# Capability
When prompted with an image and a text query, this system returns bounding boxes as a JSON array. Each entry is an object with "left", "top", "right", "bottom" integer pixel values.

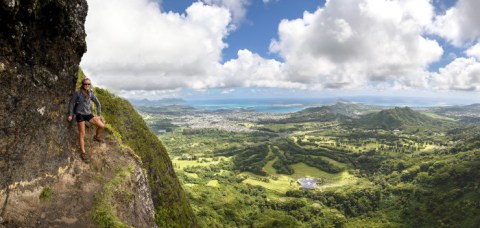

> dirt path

[{"left": 1, "top": 128, "right": 156, "bottom": 227}]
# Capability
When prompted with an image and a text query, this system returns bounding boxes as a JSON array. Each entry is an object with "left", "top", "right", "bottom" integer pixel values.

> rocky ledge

[{"left": 0, "top": 1, "right": 158, "bottom": 226}]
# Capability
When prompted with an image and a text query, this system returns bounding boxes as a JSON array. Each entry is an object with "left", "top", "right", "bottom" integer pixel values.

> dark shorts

[{"left": 76, "top": 114, "right": 94, "bottom": 123}]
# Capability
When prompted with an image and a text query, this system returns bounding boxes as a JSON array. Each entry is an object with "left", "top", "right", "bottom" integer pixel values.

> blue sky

[
  {"left": 177, "top": 1, "right": 454, "bottom": 71},
  {"left": 162, "top": 0, "right": 460, "bottom": 69},
  {"left": 161, "top": 0, "right": 324, "bottom": 62},
  {"left": 81, "top": 0, "right": 480, "bottom": 102}
]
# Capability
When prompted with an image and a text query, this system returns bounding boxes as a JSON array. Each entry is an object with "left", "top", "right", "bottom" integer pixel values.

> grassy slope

[
  {"left": 78, "top": 71, "right": 197, "bottom": 227},
  {"left": 285, "top": 106, "right": 351, "bottom": 123},
  {"left": 94, "top": 88, "right": 196, "bottom": 227}
]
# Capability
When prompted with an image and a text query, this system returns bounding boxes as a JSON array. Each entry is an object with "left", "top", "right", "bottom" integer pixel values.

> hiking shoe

[
  {"left": 81, "top": 153, "right": 91, "bottom": 163},
  {"left": 93, "top": 135, "right": 105, "bottom": 143}
]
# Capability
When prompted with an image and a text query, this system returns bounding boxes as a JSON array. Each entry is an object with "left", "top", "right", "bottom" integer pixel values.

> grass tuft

[
  {"left": 91, "top": 166, "right": 134, "bottom": 228},
  {"left": 39, "top": 186, "right": 53, "bottom": 201}
]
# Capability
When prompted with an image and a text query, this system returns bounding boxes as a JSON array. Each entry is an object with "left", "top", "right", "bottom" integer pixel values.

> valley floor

[{"left": 139, "top": 106, "right": 480, "bottom": 227}]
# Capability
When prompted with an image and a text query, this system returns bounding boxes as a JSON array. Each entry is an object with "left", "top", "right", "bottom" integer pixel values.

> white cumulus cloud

[
  {"left": 222, "top": 49, "right": 306, "bottom": 89},
  {"left": 202, "top": 0, "right": 250, "bottom": 28},
  {"left": 81, "top": 0, "right": 231, "bottom": 92},
  {"left": 81, "top": 0, "right": 480, "bottom": 97},
  {"left": 466, "top": 43, "right": 480, "bottom": 60},
  {"left": 270, "top": 0, "right": 443, "bottom": 89},
  {"left": 432, "top": 43, "right": 480, "bottom": 91},
  {"left": 429, "top": 0, "right": 480, "bottom": 46},
  {"left": 432, "top": 57, "right": 480, "bottom": 91},
  {"left": 118, "top": 88, "right": 182, "bottom": 99}
]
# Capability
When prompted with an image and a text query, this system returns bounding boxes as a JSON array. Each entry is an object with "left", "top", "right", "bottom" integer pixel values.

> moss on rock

[{"left": 91, "top": 85, "right": 196, "bottom": 227}]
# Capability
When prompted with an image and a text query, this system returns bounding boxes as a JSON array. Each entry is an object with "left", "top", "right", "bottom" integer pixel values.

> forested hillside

[
  {"left": 140, "top": 104, "right": 480, "bottom": 227},
  {"left": 353, "top": 107, "right": 444, "bottom": 130}
]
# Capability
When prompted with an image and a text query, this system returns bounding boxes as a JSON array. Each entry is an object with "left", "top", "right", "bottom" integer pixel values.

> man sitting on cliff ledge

[{"left": 67, "top": 78, "right": 105, "bottom": 163}]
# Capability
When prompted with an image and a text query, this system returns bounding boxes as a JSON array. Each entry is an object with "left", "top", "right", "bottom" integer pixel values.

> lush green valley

[{"left": 138, "top": 103, "right": 480, "bottom": 227}]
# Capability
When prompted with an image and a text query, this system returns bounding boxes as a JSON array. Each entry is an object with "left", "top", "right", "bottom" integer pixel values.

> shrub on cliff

[{"left": 77, "top": 70, "right": 196, "bottom": 227}]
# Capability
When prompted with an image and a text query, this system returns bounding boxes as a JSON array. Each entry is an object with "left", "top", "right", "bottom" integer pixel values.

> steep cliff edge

[
  {"left": 0, "top": 1, "right": 195, "bottom": 227},
  {"left": 2, "top": 128, "right": 157, "bottom": 227},
  {"left": 93, "top": 87, "right": 197, "bottom": 227},
  {"left": 1, "top": 0, "right": 89, "bottom": 221}
]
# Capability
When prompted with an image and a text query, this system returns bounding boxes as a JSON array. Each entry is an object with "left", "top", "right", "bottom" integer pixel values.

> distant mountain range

[
  {"left": 280, "top": 103, "right": 455, "bottom": 131},
  {"left": 136, "top": 105, "right": 196, "bottom": 115},
  {"left": 432, "top": 103, "right": 480, "bottom": 115},
  {"left": 134, "top": 98, "right": 480, "bottom": 127},
  {"left": 129, "top": 98, "right": 186, "bottom": 106},
  {"left": 428, "top": 103, "right": 480, "bottom": 124}
]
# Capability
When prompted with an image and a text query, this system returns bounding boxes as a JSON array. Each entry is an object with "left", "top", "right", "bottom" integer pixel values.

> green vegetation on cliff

[
  {"left": 91, "top": 165, "right": 134, "bottom": 228},
  {"left": 94, "top": 88, "right": 196, "bottom": 227},
  {"left": 77, "top": 71, "right": 196, "bottom": 227}
]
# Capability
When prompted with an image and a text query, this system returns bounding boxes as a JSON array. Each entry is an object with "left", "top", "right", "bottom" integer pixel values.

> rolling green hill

[
  {"left": 352, "top": 107, "right": 444, "bottom": 131},
  {"left": 272, "top": 102, "right": 384, "bottom": 124},
  {"left": 278, "top": 105, "right": 352, "bottom": 123}
]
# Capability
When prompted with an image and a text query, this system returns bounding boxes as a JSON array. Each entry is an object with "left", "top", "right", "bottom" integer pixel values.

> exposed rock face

[
  {"left": 1, "top": 0, "right": 88, "bottom": 211},
  {"left": 0, "top": 1, "right": 158, "bottom": 226},
  {"left": 2, "top": 132, "right": 157, "bottom": 227}
]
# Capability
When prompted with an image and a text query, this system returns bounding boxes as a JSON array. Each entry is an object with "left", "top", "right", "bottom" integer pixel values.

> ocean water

[
  {"left": 185, "top": 98, "right": 325, "bottom": 113},
  {"left": 184, "top": 96, "right": 477, "bottom": 113}
]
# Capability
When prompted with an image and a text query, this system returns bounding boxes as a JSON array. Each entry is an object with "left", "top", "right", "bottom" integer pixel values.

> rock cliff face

[
  {"left": 1, "top": 0, "right": 88, "bottom": 213},
  {"left": 0, "top": 1, "right": 194, "bottom": 226},
  {"left": 1, "top": 129, "right": 158, "bottom": 227}
]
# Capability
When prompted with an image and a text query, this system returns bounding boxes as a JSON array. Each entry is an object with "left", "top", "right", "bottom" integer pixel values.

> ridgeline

[{"left": 0, "top": 1, "right": 196, "bottom": 227}]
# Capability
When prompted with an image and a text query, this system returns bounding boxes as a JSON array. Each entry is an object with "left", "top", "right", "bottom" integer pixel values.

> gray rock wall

[{"left": 0, "top": 0, "right": 87, "bottom": 214}]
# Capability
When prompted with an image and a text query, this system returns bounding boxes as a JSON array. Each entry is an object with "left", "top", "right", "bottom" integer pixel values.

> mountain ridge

[
  {"left": 93, "top": 86, "right": 197, "bottom": 227},
  {"left": 1, "top": 1, "right": 196, "bottom": 227},
  {"left": 352, "top": 107, "right": 435, "bottom": 130}
]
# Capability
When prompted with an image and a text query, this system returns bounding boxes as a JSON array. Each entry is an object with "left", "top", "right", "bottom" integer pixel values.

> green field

[
  {"left": 184, "top": 173, "right": 199, "bottom": 179},
  {"left": 173, "top": 156, "right": 231, "bottom": 170},
  {"left": 290, "top": 163, "right": 347, "bottom": 180},
  {"left": 206, "top": 180, "right": 219, "bottom": 187},
  {"left": 309, "top": 156, "right": 348, "bottom": 169},
  {"left": 242, "top": 172, "right": 294, "bottom": 193},
  {"left": 263, "top": 158, "right": 278, "bottom": 175},
  {"left": 241, "top": 162, "right": 357, "bottom": 194}
]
